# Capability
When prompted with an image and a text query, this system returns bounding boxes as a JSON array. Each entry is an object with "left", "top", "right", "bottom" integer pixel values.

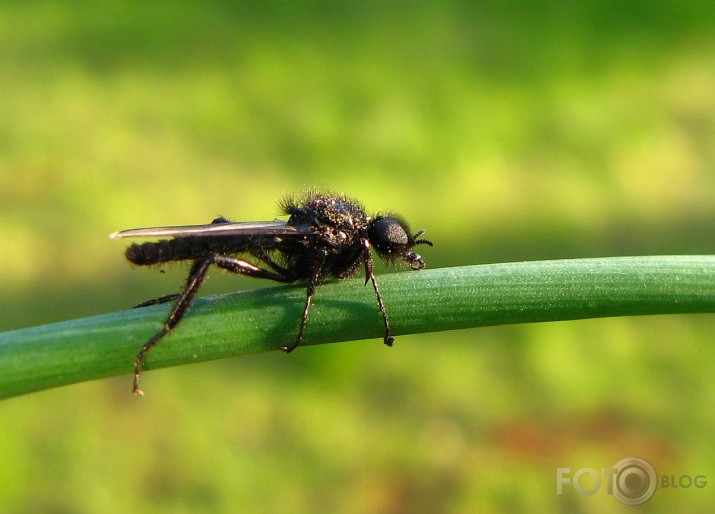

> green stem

[{"left": 1, "top": 256, "right": 713, "bottom": 399}]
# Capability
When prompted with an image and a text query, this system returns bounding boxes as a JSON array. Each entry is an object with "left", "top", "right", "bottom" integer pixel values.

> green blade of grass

[{"left": 1, "top": 256, "right": 714, "bottom": 399}]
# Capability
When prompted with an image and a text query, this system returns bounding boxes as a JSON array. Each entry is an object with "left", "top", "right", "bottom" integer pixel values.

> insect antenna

[{"left": 412, "top": 229, "right": 433, "bottom": 247}]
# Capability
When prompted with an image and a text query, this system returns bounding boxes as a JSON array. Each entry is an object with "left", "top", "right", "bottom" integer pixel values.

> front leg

[{"left": 361, "top": 238, "right": 394, "bottom": 346}]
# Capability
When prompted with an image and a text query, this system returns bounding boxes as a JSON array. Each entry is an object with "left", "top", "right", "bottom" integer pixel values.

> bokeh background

[{"left": 1, "top": 1, "right": 715, "bottom": 512}]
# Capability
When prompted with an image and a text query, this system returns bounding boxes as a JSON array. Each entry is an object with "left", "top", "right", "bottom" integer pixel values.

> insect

[{"left": 111, "top": 190, "right": 433, "bottom": 396}]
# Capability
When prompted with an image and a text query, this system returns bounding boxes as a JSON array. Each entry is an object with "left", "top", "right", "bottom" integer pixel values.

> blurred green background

[{"left": 1, "top": 1, "right": 714, "bottom": 512}]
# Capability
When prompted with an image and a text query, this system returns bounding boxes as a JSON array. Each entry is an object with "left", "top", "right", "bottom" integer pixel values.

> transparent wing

[{"left": 110, "top": 220, "right": 310, "bottom": 239}]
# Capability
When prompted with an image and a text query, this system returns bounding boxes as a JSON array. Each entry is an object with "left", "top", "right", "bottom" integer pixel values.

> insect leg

[
  {"left": 211, "top": 255, "right": 294, "bottom": 282},
  {"left": 251, "top": 250, "right": 295, "bottom": 277},
  {"left": 361, "top": 238, "right": 394, "bottom": 346},
  {"left": 133, "top": 258, "right": 212, "bottom": 396},
  {"left": 133, "top": 293, "right": 181, "bottom": 308},
  {"left": 133, "top": 255, "right": 295, "bottom": 395},
  {"left": 281, "top": 254, "right": 325, "bottom": 353}
]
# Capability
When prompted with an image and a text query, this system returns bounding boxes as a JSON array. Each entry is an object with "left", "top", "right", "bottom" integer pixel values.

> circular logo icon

[{"left": 612, "top": 457, "right": 657, "bottom": 505}]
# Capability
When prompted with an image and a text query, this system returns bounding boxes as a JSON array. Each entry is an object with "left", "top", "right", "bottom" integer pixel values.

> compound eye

[
  {"left": 374, "top": 217, "right": 409, "bottom": 245},
  {"left": 369, "top": 216, "right": 414, "bottom": 258}
]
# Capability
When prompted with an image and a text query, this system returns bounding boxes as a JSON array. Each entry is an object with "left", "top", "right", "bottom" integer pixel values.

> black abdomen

[
  {"left": 126, "top": 238, "right": 209, "bottom": 265},
  {"left": 125, "top": 236, "right": 279, "bottom": 265}
]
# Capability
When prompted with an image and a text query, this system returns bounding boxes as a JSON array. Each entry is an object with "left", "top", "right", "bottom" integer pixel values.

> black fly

[{"left": 111, "top": 190, "right": 433, "bottom": 396}]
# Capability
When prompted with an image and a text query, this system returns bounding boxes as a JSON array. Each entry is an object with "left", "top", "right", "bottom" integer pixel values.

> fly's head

[{"left": 367, "top": 215, "right": 433, "bottom": 269}]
